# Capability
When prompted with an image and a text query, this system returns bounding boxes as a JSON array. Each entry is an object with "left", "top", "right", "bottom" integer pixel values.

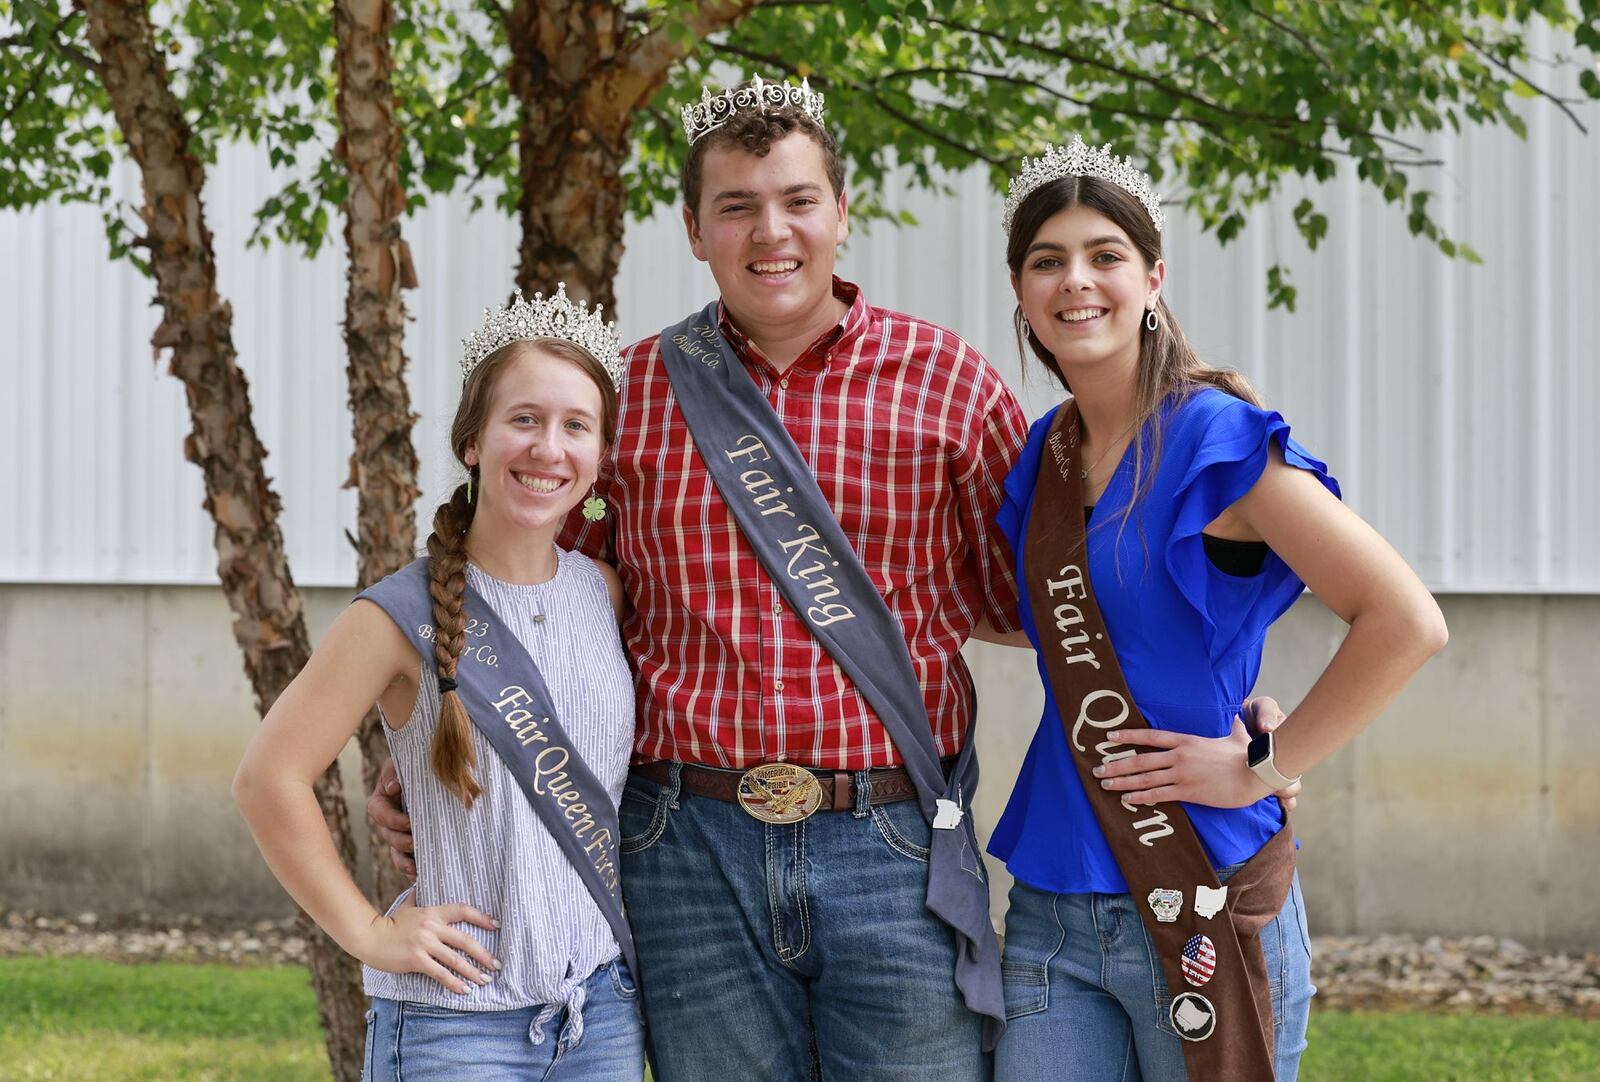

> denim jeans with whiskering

[
  {"left": 362, "top": 960, "right": 644, "bottom": 1081},
  {"left": 995, "top": 868, "right": 1314, "bottom": 1082},
  {"left": 618, "top": 764, "right": 991, "bottom": 1082}
]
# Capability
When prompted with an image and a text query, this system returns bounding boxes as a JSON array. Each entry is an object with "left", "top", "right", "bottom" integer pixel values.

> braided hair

[{"left": 423, "top": 338, "right": 619, "bottom": 808}]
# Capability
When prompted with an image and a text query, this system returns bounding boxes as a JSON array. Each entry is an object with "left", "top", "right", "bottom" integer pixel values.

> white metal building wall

[{"left": 3, "top": 105, "right": 1597, "bottom": 590}]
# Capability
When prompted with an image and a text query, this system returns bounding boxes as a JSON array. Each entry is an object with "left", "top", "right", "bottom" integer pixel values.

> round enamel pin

[
  {"left": 1181, "top": 934, "right": 1216, "bottom": 987},
  {"left": 1170, "top": 991, "right": 1216, "bottom": 1041}
]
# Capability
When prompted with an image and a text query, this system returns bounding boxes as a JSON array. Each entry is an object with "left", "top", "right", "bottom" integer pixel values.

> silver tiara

[
  {"left": 1002, "top": 135, "right": 1165, "bottom": 236},
  {"left": 459, "top": 283, "right": 623, "bottom": 387},
  {"left": 681, "top": 73, "right": 825, "bottom": 145}
]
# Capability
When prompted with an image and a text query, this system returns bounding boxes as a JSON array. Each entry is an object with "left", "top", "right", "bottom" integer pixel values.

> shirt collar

[{"left": 715, "top": 277, "right": 871, "bottom": 373}]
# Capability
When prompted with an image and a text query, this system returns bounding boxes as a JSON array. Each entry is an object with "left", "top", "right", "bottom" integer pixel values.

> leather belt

[{"left": 633, "top": 759, "right": 930, "bottom": 814}]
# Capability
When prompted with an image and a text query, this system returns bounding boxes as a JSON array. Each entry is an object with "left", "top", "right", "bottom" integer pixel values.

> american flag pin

[{"left": 1181, "top": 933, "right": 1216, "bottom": 987}]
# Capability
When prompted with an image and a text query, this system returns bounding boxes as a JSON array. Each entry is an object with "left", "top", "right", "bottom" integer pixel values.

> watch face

[{"left": 1247, "top": 733, "right": 1271, "bottom": 769}]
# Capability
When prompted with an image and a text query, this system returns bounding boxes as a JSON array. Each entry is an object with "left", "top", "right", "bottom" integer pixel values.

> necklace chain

[{"left": 1079, "top": 416, "right": 1141, "bottom": 481}]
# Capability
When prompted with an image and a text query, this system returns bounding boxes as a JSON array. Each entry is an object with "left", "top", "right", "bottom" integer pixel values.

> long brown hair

[
  {"left": 1006, "top": 175, "right": 1260, "bottom": 533},
  {"left": 425, "top": 338, "right": 618, "bottom": 808}
]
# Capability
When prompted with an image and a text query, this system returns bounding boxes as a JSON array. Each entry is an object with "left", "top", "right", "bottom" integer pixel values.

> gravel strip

[{"left": 4, "top": 910, "right": 1597, "bottom": 1017}]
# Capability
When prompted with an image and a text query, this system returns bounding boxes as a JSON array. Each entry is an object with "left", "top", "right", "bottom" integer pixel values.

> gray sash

[
  {"left": 358, "top": 560, "right": 637, "bottom": 980},
  {"left": 657, "top": 304, "right": 1004, "bottom": 1049}
]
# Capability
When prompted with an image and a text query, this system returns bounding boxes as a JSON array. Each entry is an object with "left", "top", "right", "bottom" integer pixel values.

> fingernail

[
  {"left": 493, "top": 958, "right": 503, "bottom": 971},
  {"left": 1100, "top": 780, "right": 1111, "bottom": 789},
  {"left": 385, "top": 780, "right": 399, "bottom": 793},
  {"left": 1108, "top": 731, "right": 1121, "bottom": 740},
  {"left": 1092, "top": 766, "right": 1104, "bottom": 777},
  {"left": 492, "top": 918, "right": 501, "bottom": 929}
]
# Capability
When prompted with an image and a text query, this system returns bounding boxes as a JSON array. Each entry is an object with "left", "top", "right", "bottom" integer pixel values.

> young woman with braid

[{"left": 234, "top": 288, "right": 644, "bottom": 1080}]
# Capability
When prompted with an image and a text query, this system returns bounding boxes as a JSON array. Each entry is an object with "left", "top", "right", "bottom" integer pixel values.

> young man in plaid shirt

[{"left": 566, "top": 84, "right": 1025, "bottom": 1080}]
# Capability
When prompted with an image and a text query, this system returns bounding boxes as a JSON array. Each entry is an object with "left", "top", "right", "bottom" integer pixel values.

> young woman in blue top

[{"left": 982, "top": 141, "right": 1448, "bottom": 1080}]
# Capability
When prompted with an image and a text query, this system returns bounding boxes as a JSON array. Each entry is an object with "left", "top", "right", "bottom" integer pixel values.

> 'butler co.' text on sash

[
  {"left": 359, "top": 561, "right": 636, "bottom": 979},
  {"left": 1023, "top": 400, "right": 1294, "bottom": 1080}
]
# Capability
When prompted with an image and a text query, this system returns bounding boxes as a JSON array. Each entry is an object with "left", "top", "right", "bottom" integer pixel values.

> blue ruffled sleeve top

[{"left": 988, "top": 386, "right": 1340, "bottom": 895}]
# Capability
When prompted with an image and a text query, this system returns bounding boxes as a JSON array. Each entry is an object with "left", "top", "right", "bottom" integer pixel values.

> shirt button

[
  {"left": 773, "top": 601, "right": 783, "bottom": 614},
  {"left": 774, "top": 680, "right": 785, "bottom": 691},
  {"left": 779, "top": 377, "right": 789, "bottom": 390}
]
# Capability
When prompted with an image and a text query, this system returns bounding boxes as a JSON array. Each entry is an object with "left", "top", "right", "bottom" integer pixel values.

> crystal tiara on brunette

[
  {"left": 459, "top": 283, "right": 624, "bottom": 387},
  {"left": 1002, "top": 135, "right": 1166, "bottom": 236},
  {"left": 680, "top": 73, "right": 826, "bottom": 144}
]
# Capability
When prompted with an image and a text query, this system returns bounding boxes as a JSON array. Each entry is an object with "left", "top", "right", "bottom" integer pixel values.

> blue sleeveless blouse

[{"left": 987, "top": 387, "right": 1340, "bottom": 895}]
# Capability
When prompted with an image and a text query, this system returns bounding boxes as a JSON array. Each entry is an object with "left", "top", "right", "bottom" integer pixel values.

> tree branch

[
  {"left": 1240, "top": 2, "right": 1335, "bottom": 74},
  {"left": 613, "top": 0, "right": 760, "bottom": 109},
  {"left": 9, "top": 4, "right": 100, "bottom": 74},
  {"left": 702, "top": 42, "right": 1007, "bottom": 167},
  {"left": 1465, "top": 37, "right": 1588, "bottom": 133},
  {"left": 1, "top": 55, "right": 52, "bottom": 127},
  {"left": 1410, "top": 0, "right": 1588, "bottom": 133},
  {"left": 871, "top": 66, "right": 1440, "bottom": 168},
  {"left": 925, "top": 16, "right": 1302, "bottom": 129}
]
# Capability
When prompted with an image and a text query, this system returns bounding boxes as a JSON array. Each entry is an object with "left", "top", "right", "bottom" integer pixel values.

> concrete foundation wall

[{"left": 2, "top": 586, "right": 1596, "bottom": 951}]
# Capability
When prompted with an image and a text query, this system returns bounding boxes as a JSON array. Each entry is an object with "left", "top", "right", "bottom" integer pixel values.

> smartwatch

[{"left": 1246, "top": 731, "right": 1301, "bottom": 791}]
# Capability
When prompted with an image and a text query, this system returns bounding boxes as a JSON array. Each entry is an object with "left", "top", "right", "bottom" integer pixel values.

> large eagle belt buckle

[{"left": 737, "top": 763, "right": 824, "bottom": 824}]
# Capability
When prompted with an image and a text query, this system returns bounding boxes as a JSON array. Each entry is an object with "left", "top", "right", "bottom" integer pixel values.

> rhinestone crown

[
  {"left": 459, "top": 283, "right": 623, "bottom": 387},
  {"left": 681, "top": 73, "right": 826, "bottom": 145},
  {"left": 1002, "top": 135, "right": 1165, "bottom": 236}
]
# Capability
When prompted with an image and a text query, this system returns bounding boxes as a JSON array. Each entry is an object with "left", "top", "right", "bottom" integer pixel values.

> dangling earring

[
  {"left": 1145, "top": 308, "right": 1159, "bottom": 332},
  {"left": 581, "top": 490, "right": 608, "bottom": 521},
  {"left": 465, "top": 470, "right": 475, "bottom": 504}
]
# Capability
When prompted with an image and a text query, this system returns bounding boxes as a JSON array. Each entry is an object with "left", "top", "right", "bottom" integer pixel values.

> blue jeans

[
  {"left": 619, "top": 764, "right": 990, "bottom": 1082},
  {"left": 995, "top": 869, "right": 1314, "bottom": 1082},
  {"left": 363, "top": 960, "right": 645, "bottom": 1081}
]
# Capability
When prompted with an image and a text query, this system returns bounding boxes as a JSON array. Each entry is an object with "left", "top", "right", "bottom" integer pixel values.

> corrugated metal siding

[{"left": 3, "top": 107, "right": 1596, "bottom": 590}]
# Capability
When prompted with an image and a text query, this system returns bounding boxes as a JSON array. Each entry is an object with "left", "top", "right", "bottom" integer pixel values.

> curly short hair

[{"left": 681, "top": 106, "right": 845, "bottom": 219}]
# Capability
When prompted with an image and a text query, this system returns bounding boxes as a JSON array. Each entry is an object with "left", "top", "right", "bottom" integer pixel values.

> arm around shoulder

[{"left": 592, "top": 559, "right": 627, "bottom": 622}]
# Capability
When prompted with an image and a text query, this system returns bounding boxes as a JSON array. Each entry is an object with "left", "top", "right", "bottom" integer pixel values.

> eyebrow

[
  {"left": 1025, "top": 235, "right": 1132, "bottom": 256},
  {"left": 712, "top": 182, "right": 824, "bottom": 203},
  {"left": 506, "top": 402, "right": 598, "bottom": 423}
]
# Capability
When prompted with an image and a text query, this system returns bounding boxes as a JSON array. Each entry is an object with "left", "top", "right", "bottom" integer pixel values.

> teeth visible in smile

[
  {"left": 751, "top": 260, "right": 799, "bottom": 274},
  {"left": 517, "top": 474, "right": 562, "bottom": 493},
  {"left": 1060, "top": 308, "right": 1107, "bottom": 323}
]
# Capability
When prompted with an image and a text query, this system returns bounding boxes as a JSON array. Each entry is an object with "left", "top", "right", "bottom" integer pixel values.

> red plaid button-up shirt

[{"left": 561, "top": 279, "right": 1026, "bottom": 769}]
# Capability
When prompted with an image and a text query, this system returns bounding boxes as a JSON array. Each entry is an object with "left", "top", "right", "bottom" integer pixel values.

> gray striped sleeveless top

[{"left": 363, "top": 550, "right": 635, "bottom": 1032}]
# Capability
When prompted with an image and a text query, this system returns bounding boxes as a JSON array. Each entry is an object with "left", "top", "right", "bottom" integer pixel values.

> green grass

[
  {"left": 0, "top": 956, "right": 325, "bottom": 1081},
  {"left": 1299, "top": 1010, "right": 1600, "bottom": 1081},
  {"left": 2, "top": 956, "right": 1598, "bottom": 1080}
]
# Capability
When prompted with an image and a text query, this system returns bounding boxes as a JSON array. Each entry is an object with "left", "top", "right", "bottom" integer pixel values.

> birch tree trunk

[
  {"left": 505, "top": 0, "right": 758, "bottom": 308},
  {"left": 334, "top": 0, "right": 419, "bottom": 911},
  {"left": 82, "top": 3, "right": 367, "bottom": 1078}
]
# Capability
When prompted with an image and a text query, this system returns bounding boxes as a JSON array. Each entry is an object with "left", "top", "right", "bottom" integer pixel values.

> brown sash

[{"left": 1022, "top": 401, "right": 1295, "bottom": 1080}]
